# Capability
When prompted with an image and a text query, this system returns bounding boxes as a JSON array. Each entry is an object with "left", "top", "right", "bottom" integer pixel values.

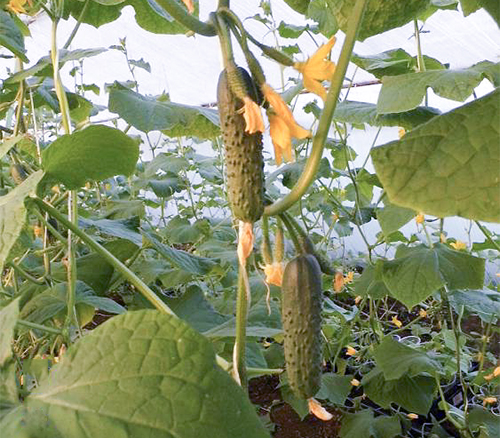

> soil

[{"left": 248, "top": 375, "right": 343, "bottom": 438}]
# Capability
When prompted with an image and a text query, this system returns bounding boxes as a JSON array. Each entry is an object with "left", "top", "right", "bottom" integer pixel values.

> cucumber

[
  {"left": 217, "top": 67, "right": 264, "bottom": 223},
  {"left": 281, "top": 254, "right": 323, "bottom": 399}
]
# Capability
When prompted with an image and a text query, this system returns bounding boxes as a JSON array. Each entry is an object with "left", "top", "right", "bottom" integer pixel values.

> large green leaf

[
  {"left": 42, "top": 125, "right": 139, "bottom": 189},
  {"left": 63, "top": 0, "right": 202, "bottom": 33},
  {"left": 78, "top": 216, "right": 142, "bottom": 246},
  {"left": 283, "top": 0, "right": 310, "bottom": 14},
  {"left": 0, "top": 362, "right": 19, "bottom": 416},
  {"left": 381, "top": 247, "right": 445, "bottom": 308},
  {"left": 362, "top": 368, "right": 437, "bottom": 415},
  {"left": 448, "top": 288, "right": 500, "bottom": 323},
  {"left": 142, "top": 230, "right": 216, "bottom": 275},
  {"left": 352, "top": 49, "right": 447, "bottom": 78},
  {"left": 0, "top": 10, "right": 28, "bottom": 62},
  {"left": 0, "top": 310, "right": 270, "bottom": 438},
  {"left": 0, "top": 299, "right": 19, "bottom": 367},
  {"left": 328, "top": 0, "right": 431, "bottom": 41},
  {"left": 355, "top": 262, "right": 390, "bottom": 300},
  {"left": 372, "top": 89, "right": 500, "bottom": 222},
  {"left": 203, "top": 298, "right": 283, "bottom": 338},
  {"left": 164, "top": 286, "right": 229, "bottom": 333},
  {"left": 477, "top": 0, "right": 500, "bottom": 26},
  {"left": 376, "top": 201, "right": 415, "bottom": 236},
  {"left": 469, "top": 406, "right": 500, "bottom": 438},
  {"left": 373, "top": 336, "right": 441, "bottom": 379},
  {"left": 5, "top": 48, "right": 107, "bottom": 84},
  {"left": 315, "top": 373, "right": 353, "bottom": 405},
  {"left": 0, "top": 171, "right": 44, "bottom": 273},
  {"left": 340, "top": 409, "right": 401, "bottom": 438},
  {"left": 381, "top": 244, "right": 485, "bottom": 309},
  {"left": 377, "top": 61, "right": 500, "bottom": 114},
  {"left": 108, "top": 83, "right": 219, "bottom": 138},
  {"left": 20, "top": 281, "right": 124, "bottom": 327},
  {"left": 334, "top": 100, "right": 440, "bottom": 130}
]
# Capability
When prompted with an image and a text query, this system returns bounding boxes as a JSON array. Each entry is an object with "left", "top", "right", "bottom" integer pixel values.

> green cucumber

[
  {"left": 217, "top": 67, "right": 264, "bottom": 223},
  {"left": 281, "top": 253, "right": 323, "bottom": 399}
]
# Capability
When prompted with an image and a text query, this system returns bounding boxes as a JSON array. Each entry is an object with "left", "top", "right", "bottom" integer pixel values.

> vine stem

[
  {"left": 233, "top": 263, "right": 249, "bottom": 388},
  {"left": 475, "top": 221, "right": 500, "bottom": 251},
  {"left": 16, "top": 319, "right": 63, "bottom": 335},
  {"left": 51, "top": 18, "right": 78, "bottom": 336},
  {"left": 155, "top": 0, "right": 216, "bottom": 36},
  {"left": 31, "top": 197, "right": 176, "bottom": 317},
  {"left": 264, "top": 0, "right": 368, "bottom": 216}
]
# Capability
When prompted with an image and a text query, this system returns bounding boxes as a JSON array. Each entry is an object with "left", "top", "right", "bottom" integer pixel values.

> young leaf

[
  {"left": 142, "top": 230, "right": 216, "bottom": 275},
  {"left": 340, "top": 409, "right": 401, "bottom": 438},
  {"left": 377, "top": 61, "right": 499, "bottom": 114},
  {"left": 329, "top": 0, "right": 431, "bottom": 41},
  {"left": 108, "top": 83, "right": 219, "bottom": 138},
  {"left": 0, "top": 171, "right": 44, "bottom": 273},
  {"left": 2, "top": 310, "right": 271, "bottom": 438},
  {"left": 376, "top": 201, "right": 415, "bottom": 236},
  {"left": 373, "top": 336, "right": 442, "bottom": 380},
  {"left": 355, "top": 262, "right": 390, "bottom": 300},
  {"left": 381, "top": 247, "right": 445, "bottom": 309},
  {"left": 42, "top": 125, "right": 139, "bottom": 189},
  {"left": 372, "top": 89, "right": 500, "bottom": 222},
  {"left": 362, "top": 367, "right": 437, "bottom": 415},
  {"left": 381, "top": 245, "right": 484, "bottom": 309},
  {"left": 5, "top": 48, "right": 107, "bottom": 84}
]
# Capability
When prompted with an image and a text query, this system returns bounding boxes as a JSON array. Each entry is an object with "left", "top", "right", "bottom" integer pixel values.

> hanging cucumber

[
  {"left": 281, "top": 253, "right": 323, "bottom": 399},
  {"left": 216, "top": 66, "right": 264, "bottom": 223}
]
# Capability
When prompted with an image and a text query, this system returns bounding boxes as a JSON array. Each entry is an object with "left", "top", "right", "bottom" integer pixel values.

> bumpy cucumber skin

[
  {"left": 217, "top": 68, "right": 264, "bottom": 223},
  {"left": 281, "top": 254, "right": 323, "bottom": 399}
]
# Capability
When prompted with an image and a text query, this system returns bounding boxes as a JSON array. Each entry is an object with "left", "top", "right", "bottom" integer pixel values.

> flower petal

[
  {"left": 181, "top": 0, "right": 195, "bottom": 14},
  {"left": 261, "top": 84, "right": 295, "bottom": 125},
  {"left": 264, "top": 262, "right": 284, "bottom": 287},
  {"left": 237, "top": 221, "right": 254, "bottom": 266},
  {"left": 242, "top": 97, "right": 264, "bottom": 134},
  {"left": 268, "top": 113, "right": 292, "bottom": 164}
]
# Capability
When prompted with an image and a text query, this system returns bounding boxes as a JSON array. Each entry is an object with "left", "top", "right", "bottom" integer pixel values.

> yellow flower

[
  {"left": 415, "top": 213, "right": 425, "bottom": 224},
  {"left": 440, "top": 233, "right": 447, "bottom": 243},
  {"left": 264, "top": 262, "right": 284, "bottom": 287},
  {"left": 450, "top": 240, "right": 466, "bottom": 251},
  {"left": 483, "top": 396, "right": 497, "bottom": 406},
  {"left": 494, "top": 366, "right": 500, "bottom": 377},
  {"left": 241, "top": 97, "right": 265, "bottom": 134},
  {"left": 407, "top": 413, "right": 419, "bottom": 420},
  {"left": 354, "top": 295, "right": 362, "bottom": 305},
  {"left": 484, "top": 373, "right": 494, "bottom": 381},
  {"left": 268, "top": 111, "right": 310, "bottom": 164},
  {"left": 181, "top": 0, "right": 194, "bottom": 14},
  {"left": 262, "top": 83, "right": 311, "bottom": 164},
  {"left": 398, "top": 128, "right": 406, "bottom": 139},
  {"left": 344, "top": 271, "right": 354, "bottom": 284},
  {"left": 333, "top": 271, "right": 344, "bottom": 293},
  {"left": 308, "top": 398, "right": 333, "bottom": 421},
  {"left": 7, "top": 0, "right": 28, "bottom": 14},
  {"left": 350, "top": 378, "right": 360, "bottom": 386},
  {"left": 294, "top": 37, "right": 336, "bottom": 102},
  {"left": 346, "top": 346, "right": 357, "bottom": 356},
  {"left": 391, "top": 315, "right": 403, "bottom": 328},
  {"left": 419, "top": 309, "right": 428, "bottom": 318}
]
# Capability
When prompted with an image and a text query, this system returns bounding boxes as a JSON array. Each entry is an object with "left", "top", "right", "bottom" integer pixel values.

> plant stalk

[
  {"left": 155, "top": 0, "right": 216, "bottom": 36},
  {"left": 264, "top": 0, "right": 368, "bottom": 216}
]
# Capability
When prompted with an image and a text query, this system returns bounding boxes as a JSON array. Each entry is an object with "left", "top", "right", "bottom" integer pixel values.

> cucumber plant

[{"left": 0, "top": 0, "right": 499, "bottom": 437}]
